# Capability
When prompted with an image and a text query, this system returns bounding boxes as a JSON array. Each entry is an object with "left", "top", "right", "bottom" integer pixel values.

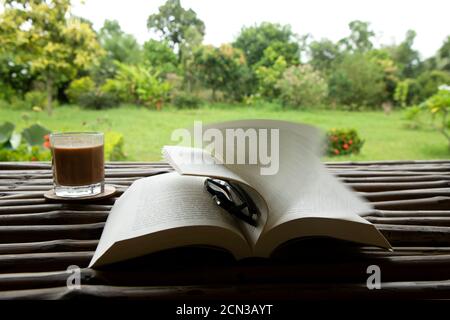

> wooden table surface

[{"left": 0, "top": 161, "right": 449, "bottom": 300}]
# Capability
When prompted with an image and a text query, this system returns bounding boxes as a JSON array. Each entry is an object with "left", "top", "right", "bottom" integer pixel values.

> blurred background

[{"left": 0, "top": 0, "right": 449, "bottom": 162}]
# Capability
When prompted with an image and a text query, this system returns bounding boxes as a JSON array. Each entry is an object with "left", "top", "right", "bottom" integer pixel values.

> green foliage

[
  {"left": 21, "top": 124, "right": 51, "bottom": 146},
  {"left": 77, "top": 92, "right": 120, "bottom": 110},
  {"left": 172, "top": 91, "right": 203, "bottom": 109},
  {"left": 94, "top": 20, "right": 143, "bottom": 83},
  {"left": 233, "top": 22, "right": 300, "bottom": 67},
  {"left": 143, "top": 39, "right": 178, "bottom": 74},
  {"left": 0, "top": 81, "right": 17, "bottom": 102},
  {"left": 394, "top": 80, "right": 410, "bottom": 107},
  {"left": 0, "top": 97, "right": 26, "bottom": 110},
  {"left": 405, "top": 88, "right": 450, "bottom": 149},
  {"left": 308, "top": 39, "right": 342, "bottom": 73},
  {"left": 147, "top": 0, "right": 205, "bottom": 60},
  {"left": 104, "top": 131, "right": 127, "bottom": 161},
  {"left": 24, "top": 91, "right": 47, "bottom": 110},
  {"left": 0, "top": 54, "right": 34, "bottom": 99},
  {"left": 416, "top": 70, "right": 450, "bottom": 102},
  {"left": 0, "top": 120, "right": 127, "bottom": 161},
  {"left": 368, "top": 49, "right": 400, "bottom": 102},
  {"left": 0, "top": 0, "right": 104, "bottom": 114},
  {"left": 276, "top": 64, "right": 328, "bottom": 108},
  {"left": 193, "top": 44, "right": 249, "bottom": 101},
  {"left": 66, "top": 76, "right": 120, "bottom": 109},
  {"left": 102, "top": 63, "right": 171, "bottom": 108},
  {"left": 0, "top": 0, "right": 449, "bottom": 116},
  {"left": 436, "top": 36, "right": 450, "bottom": 72},
  {"left": 253, "top": 43, "right": 295, "bottom": 99},
  {"left": 180, "top": 26, "right": 206, "bottom": 92},
  {"left": 328, "top": 53, "right": 386, "bottom": 108},
  {"left": 66, "top": 77, "right": 96, "bottom": 103},
  {"left": 0, "top": 91, "right": 47, "bottom": 111},
  {"left": 0, "top": 144, "right": 51, "bottom": 161},
  {"left": 422, "top": 88, "right": 450, "bottom": 148},
  {"left": 0, "top": 121, "right": 15, "bottom": 145},
  {"left": 255, "top": 56, "right": 287, "bottom": 99},
  {"left": 388, "top": 30, "right": 422, "bottom": 78},
  {"left": 326, "top": 128, "right": 364, "bottom": 156},
  {"left": 99, "top": 20, "right": 142, "bottom": 65},
  {"left": 0, "top": 121, "right": 51, "bottom": 161},
  {"left": 403, "top": 104, "right": 428, "bottom": 129},
  {"left": 341, "top": 20, "right": 375, "bottom": 53}
]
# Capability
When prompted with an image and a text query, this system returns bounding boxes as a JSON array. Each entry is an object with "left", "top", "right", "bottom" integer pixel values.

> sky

[{"left": 72, "top": 0, "right": 450, "bottom": 59}]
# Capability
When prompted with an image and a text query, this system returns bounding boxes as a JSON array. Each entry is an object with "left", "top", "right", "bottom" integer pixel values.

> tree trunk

[{"left": 46, "top": 77, "right": 53, "bottom": 116}]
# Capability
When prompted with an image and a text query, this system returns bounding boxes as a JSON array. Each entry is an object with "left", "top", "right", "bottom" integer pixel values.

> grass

[{"left": 1, "top": 104, "right": 449, "bottom": 161}]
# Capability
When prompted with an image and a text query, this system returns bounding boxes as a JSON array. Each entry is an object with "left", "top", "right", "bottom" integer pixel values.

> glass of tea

[{"left": 50, "top": 132, "right": 105, "bottom": 198}]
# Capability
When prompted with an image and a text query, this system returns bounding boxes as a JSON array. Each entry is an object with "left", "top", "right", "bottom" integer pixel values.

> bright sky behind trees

[{"left": 72, "top": 0, "right": 450, "bottom": 59}]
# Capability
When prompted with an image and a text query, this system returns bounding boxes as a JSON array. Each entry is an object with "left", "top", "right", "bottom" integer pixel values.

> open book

[{"left": 89, "top": 120, "right": 391, "bottom": 268}]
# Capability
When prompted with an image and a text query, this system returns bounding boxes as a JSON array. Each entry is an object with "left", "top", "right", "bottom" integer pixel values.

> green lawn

[{"left": 1, "top": 104, "right": 449, "bottom": 161}]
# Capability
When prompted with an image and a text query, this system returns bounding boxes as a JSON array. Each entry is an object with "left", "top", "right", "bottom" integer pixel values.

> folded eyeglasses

[{"left": 204, "top": 178, "right": 259, "bottom": 226}]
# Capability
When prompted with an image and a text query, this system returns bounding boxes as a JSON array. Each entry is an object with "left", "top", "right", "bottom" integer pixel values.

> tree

[
  {"left": 93, "top": 20, "right": 142, "bottom": 83},
  {"left": 0, "top": 53, "right": 34, "bottom": 100},
  {"left": 193, "top": 44, "right": 248, "bottom": 101},
  {"left": 328, "top": 53, "right": 386, "bottom": 108},
  {"left": 367, "top": 49, "right": 399, "bottom": 102},
  {"left": 416, "top": 70, "right": 450, "bottom": 101},
  {"left": 143, "top": 39, "right": 178, "bottom": 75},
  {"left": 422, "top": 88, "right": 450, "bottom": 149},
  {"left": 254, "top": 47, "right": 288, "bottom": 99},
  {"left": 276, "top": 64, "right": 328, "bottom": 108},
  {"left": 179, "top": 25, "right": 203, "bottom": 91},
  {"left": 0, "top": 0, "right": 103, "bottom": 114},
  {"left": 308, "top": 39, "right": 342, "bottom": 73},
  {"left": 340, "top": 20, "right": 375, "bottom": 53},
  {"left": 233, "top": 22, "right": 300, "bottom": 67},
  {"left": 147, "top": 0, "right": 205, "bottom": 61},
  {"left": 436, "top": 36, "right": 450, "bottom": 72},
  {"left": 99, "top": 20, "right": 142, "bottom": 65},
  {"left": 388, "top": 30, "right": 422, "bottom": 78}
]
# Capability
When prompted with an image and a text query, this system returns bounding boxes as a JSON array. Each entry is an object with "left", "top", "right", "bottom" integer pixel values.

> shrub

[
  {"left": 255, "top": 55, "right": 287, "bottom": 99},
  {"left": 0, "top": 144, "right": 51, "bottom": 161},
  {"left": 422, "top": 87, "right": 450, "bottom": 149},
  {"left": 192, "top": 44, "right": 249, "bottom": 102},
  {"left": 172, "top": 91, "right": 203, "bottom": 109},
  {"left": 416, "top": 70, "right": 450, "bottom": 102},
  {"left": 0, "top": 122, "right": 52, "bottom": 161},
  {"left": 0, "top": 91, "right": 48, "bottom": 111},
  {"left": 66, "top": 77, "right": 96, "bottom": 103},
  {"left": 104, "top": 132, "right": 127, "bottom": 161},
  {"left": 394, "top": 80, "right": 410, "bottom": 107},
  {"left": 276, "top": 64, "right": 328, "bottom": 108},
  {"left": 403, "top": 105, "right": 427, "bottom": 129},
  {"left": 328, "top": 53, "right": 386, "bottom": 108},
  {"left": 65, "top": 76, "right": 120, "bottom": 110},
  {"left": 77, "top": 91, "right": 120, "bottom": 110},
  {"left": 102, "top": 63, "right": 171, "bottom": 109},
  {"left": 326, "top": 128, "right": 364, "bottom": 156},
  {"left": 0, "top": 82, "right": 16, "bottom": 102},
  {"left": 24, "top": 90, "right": 47, "bottom": 111}
]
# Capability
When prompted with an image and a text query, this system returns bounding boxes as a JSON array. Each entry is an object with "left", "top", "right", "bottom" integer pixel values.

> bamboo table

[{"left": 0, "top": 161, "right": 449, "bottom": 300}]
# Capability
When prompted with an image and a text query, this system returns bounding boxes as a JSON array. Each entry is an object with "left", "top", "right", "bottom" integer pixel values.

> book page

[
  {"left": 89, "top": 172, "right": 251, "bottom": 267},
  {"left": 253, "top": 159, "right": 392, "bottom": 256}
]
